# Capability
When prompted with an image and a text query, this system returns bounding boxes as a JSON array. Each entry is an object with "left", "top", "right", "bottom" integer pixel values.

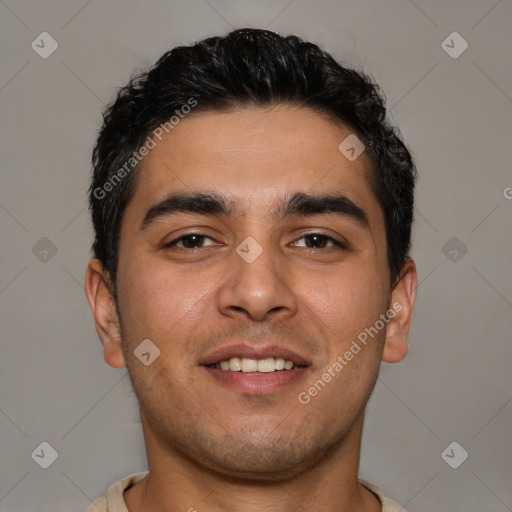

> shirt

[{"left": 87, "top": 471, "right": 406, "bottom": 512}]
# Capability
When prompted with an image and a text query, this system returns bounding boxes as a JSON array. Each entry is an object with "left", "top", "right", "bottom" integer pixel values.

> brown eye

[
  {"left": 164, "top": 233, "right": 217, "bottom": 249},
  {"left": 304, "top": 234, "right": 329, "bottom": 249},
  {"left": 179, "top": 234, "right": 207, "bottom": 249},
  {"left": 293, "top": 234, "right": 345, "bottom": 250}
]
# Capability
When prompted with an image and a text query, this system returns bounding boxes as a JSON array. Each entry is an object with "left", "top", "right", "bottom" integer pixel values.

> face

[{"left": 87, "top": 105, "right": 416, "bottom": 480}]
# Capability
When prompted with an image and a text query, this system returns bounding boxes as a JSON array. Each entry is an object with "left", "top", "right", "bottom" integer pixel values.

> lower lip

[{"left": 202, "top": 366, "right": 308, "bottom": 395}]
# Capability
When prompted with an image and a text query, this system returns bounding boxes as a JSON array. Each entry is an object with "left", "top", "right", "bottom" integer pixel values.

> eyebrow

[{"left": 140, "top": 191, "right": 370, "bottom": 231}]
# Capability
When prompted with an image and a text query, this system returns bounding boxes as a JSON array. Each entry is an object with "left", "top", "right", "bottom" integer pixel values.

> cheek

[
  {"left": 298, "top": 259, "right": 387, "bottom": 335},
  {"left": 117, "top": 254, "right": 221, "bottom": 344}
]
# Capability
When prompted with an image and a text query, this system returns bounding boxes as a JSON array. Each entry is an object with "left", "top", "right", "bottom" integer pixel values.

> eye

[
  {"left": 164, "top": 233, "right": 218, "bottom": 250},
  {"left": 292, "top": 233, "right": 345, "bottom": 250}
]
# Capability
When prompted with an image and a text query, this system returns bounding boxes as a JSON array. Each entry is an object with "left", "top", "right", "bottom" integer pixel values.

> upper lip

[{"left": 200, "top": 344, "right": 310, "bottom": 367}]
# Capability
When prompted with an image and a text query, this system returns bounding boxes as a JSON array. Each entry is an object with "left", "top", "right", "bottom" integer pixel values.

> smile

[{"left": 208, "top": 356, "right": 304, "bottom": 373}]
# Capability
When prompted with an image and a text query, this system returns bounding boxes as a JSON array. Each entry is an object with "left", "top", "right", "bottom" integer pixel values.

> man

[{"left": 85, "top": 28, "right": 417, "bottom": 512}]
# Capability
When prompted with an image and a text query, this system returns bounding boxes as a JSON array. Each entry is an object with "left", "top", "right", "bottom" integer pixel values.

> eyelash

[{"left": 163, "top": 232, "right": 347, "bottom": 251}]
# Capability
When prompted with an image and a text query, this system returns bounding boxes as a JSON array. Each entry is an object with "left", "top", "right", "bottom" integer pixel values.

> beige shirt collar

[{"left": 88, "top": 471, "right": 407, "bottom": 512}]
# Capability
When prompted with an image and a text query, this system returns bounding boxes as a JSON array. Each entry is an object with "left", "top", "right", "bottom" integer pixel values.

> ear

[
  {"left": 85, "top": 259, "right": 126, "bottom": 368},
  {"left": 382, "top": 258, "right": 417, "bottom": 364}
]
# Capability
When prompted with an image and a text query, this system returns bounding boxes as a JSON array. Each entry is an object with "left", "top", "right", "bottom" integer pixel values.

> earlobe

[
  {"left": 85, "top": 259, "right": 126, "bottom": 369},
  {"left": 382, "top": 258, "right": 417, "bottom": 364}
]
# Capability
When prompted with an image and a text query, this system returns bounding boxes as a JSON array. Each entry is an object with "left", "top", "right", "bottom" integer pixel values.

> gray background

[{"left": 1, "top": 1, "right": 511, "bottom": 511}]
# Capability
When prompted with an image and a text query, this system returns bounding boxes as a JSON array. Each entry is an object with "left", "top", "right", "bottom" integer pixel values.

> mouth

[
  {"left": 199, "top": 345, "right": 310, "bottom": 394},
  {"left": 206, "top": 356, "right": 305, "bottom": 373}
]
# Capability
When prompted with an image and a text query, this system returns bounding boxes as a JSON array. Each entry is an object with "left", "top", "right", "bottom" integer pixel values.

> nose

[{"left": 216, "top": 239, "right": 299, "bottom": 322}]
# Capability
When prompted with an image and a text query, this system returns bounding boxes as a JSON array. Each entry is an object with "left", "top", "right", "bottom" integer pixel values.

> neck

[{"left": 124, "top": 411, "right": 381, "bottom": 512}]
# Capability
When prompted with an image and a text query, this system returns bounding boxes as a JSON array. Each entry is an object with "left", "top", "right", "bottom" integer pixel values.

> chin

[
  {"left": 203, "top": 453, "right": 313, "bottom": 482},
  {"left": 188, "top": 429, "right": 332, "bottom": 482}
]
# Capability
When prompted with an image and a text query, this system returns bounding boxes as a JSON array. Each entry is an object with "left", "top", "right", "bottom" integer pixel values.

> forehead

[{"left": 123, "top": 106, "right": 383, "bottom": 229}]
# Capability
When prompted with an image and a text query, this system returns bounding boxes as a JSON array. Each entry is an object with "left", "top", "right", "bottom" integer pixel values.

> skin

[{"left": 86, "top": 105, "right": 417, "bottom": 512}]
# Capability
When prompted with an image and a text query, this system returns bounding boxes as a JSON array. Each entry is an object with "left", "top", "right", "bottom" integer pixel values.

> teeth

[
  {"left": 275, "top": 358, "right": 285, "bottom": 370},
  {"left": 229, "top": 357, "right": 242, "bottom": 371},
  {"left": 216, "top": 356, "right": 299, "bottom": 372},
  {"left": 241, "top": 358, "right": 258, "bottom": 372},
  {"left": 257, "top": 358, "right": 275, "bottom": 373}
]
